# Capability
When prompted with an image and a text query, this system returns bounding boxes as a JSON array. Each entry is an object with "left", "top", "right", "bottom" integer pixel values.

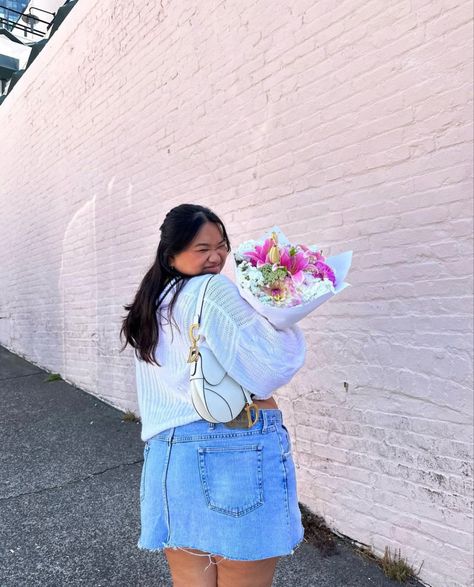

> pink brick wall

[{"left": 1, "top": 1, "right": 472, "bottom": 585}]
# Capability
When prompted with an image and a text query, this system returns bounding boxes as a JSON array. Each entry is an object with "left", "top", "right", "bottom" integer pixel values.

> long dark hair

[{"left": 119, "top": 204, "right": 231, "bottom": 365}]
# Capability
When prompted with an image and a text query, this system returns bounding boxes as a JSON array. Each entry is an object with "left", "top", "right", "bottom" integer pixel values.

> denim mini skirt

[{"left": 137, "top": 409, "right": 304, "bottom": 561}]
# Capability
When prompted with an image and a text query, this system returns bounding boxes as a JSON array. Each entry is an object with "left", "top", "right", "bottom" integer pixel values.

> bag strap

[
  {"left": 187, "top": 275, "right": 215, "bottom": 362},
  {"left": 193, "top": 275, "right": 216, "bottom": 328},
  {"left": 156, "top": 277, "right": 179, "bottom": 307}
]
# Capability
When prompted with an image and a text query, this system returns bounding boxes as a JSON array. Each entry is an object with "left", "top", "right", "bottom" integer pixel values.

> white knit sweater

[{"left": 134, "top": 273, "right": 306, "bottom": 442}]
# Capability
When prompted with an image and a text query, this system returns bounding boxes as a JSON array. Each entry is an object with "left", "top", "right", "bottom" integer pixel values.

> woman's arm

[{"left": 198, "top": 274, "right": 306, "bottom": 399}]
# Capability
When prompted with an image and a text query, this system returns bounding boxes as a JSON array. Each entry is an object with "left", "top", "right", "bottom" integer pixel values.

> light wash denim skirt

[{"left": 137, "top": 409, "right": 304, "bottom": 561}]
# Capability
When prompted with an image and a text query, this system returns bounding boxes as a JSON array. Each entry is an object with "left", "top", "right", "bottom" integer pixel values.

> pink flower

[
  {"left": 243, "top": 238, "right": 274, "bottom": 267},
  {"left": 279, "top": 247, "right": 309, "bottom": 285},
  {"left": 262, "top": 282, "right": 287, "bottom": 302},
  {"left": 299, "top": 244, "right": 324, "bottom": 263},
  {"left": 261, "top": 275, "right": 295, "bottom": 302},
  {"left": 284, "top": 275, "right": 300, "bottom": 301},
  {"left": 312, "top": 261, "right": 336, "bottom": 285}
]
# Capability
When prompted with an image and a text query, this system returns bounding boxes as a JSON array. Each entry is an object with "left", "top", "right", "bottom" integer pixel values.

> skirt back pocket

[{"left": 198, "top": 445, "right": 264, "bottom": 517}]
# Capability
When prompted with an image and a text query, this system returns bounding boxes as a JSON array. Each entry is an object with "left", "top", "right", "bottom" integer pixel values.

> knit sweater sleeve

[{"left": 198, "top": 274, "right": 306, "bottom": 399}]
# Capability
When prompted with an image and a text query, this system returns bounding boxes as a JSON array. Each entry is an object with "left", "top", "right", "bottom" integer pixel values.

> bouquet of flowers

[{"left": 232, "top": 226, "right": 352, "bottom": 329}]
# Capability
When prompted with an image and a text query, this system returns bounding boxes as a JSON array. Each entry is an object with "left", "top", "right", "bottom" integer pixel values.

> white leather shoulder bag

[{"left": 187, "top": 274, "right": 259, "bottom": 426}]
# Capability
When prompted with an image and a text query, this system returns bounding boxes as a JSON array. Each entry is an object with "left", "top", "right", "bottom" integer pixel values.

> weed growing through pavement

[
  {"left": 121, "top": 410, "right": 140, "bottom": 422},
  {"left": 357, "top": 544, "right": 423, "bottom": 583},
  {"left": 382, "top": 546, "right": 423, "bottom": 582},
  {"left": 45, "top": 373, "right": 62, "bottom": 381}
]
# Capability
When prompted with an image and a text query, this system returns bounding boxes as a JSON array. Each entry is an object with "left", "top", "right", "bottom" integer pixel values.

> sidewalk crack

[
  {"left": 0, "top": 459, "right": 144, "bottom": 501},
  {"left": 0, "top": 372, "right": 44, "bottom": 382}
]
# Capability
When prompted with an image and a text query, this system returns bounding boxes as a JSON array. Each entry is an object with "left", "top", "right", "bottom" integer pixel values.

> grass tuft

[
  {"left": 121, "top": 410, "right": 140, "bottom": 422},
  {"left": 382, "top": 546, "right": 423, "bottom": 582},
  {"left": 357, "top": 544, "right": 423, "bottom": 583},
  {"left": 45, "top": 373, "right": 62, "bottom": 382}
]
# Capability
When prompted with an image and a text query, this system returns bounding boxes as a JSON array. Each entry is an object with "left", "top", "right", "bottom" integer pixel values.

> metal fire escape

[{"left": 0, "top": 0, "right": 78, "bottom": 104}]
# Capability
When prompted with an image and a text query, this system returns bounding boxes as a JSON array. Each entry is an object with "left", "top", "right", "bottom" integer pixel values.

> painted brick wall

[{"left": 0, "top": 1, "right": 472, "bottom": 585}]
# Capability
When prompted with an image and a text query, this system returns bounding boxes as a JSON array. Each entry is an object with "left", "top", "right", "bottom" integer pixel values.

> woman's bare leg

[
  {"left": 164, "top": 547, "right": 218, "bottom": 587},
  {"left": 215, "top": 556, "right": 279, "bottom": 587}
]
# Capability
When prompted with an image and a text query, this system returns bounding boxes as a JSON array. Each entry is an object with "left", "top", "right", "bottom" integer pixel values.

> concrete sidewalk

[{"left": 0, "top": 345, "right": 423, "bottom": 587}]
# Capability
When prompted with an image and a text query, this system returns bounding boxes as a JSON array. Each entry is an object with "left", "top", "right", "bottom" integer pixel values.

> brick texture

[{"left": 0, "top": 1, "right": 472, "bottom": 585}]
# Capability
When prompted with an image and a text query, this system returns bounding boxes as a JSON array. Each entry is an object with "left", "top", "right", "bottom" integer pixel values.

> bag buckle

[
  {"left": 187, "top": 323, "right": 200, "bottom": 364},
  {"left": 244, "top": 403, "right": 259, "bottom": 428}
]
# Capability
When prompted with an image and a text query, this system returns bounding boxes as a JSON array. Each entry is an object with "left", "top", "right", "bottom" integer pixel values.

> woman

[{"left": 120, "top": 204, "right": 306, "bottom": 587}]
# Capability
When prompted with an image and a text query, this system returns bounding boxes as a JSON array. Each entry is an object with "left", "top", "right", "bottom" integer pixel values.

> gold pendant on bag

[
  {"left": 187, "top": 346, "right": 199, "bottom": 363},
  {"left": 187, "top": 323, "right": 200, "bottom": 363}
]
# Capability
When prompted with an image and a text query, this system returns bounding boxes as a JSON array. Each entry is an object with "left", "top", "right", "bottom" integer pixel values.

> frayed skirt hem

[{"left": 136, "top": 535, "right": 305, "bottom": 562}]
